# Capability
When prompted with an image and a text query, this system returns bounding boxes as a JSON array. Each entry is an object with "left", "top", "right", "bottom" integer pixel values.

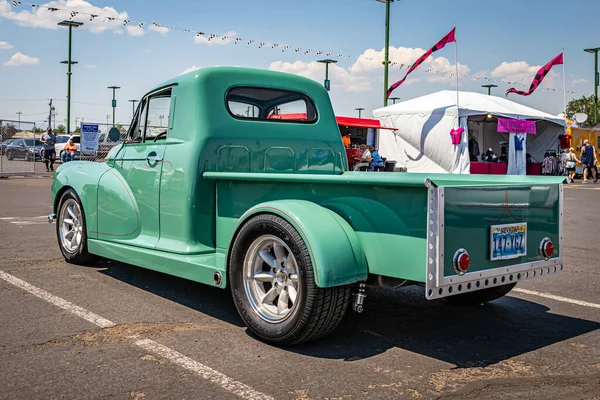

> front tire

[
  {"left": 229, "top": 214, "right": 351, "bottom": 345},
  {"left": 56, "top": 189, "right": 95, "bottom": 265},
  {"left": 6, "top": 151, "right": 13, "bottom": 160},
  {"left": 444, "top": 283, "right": 517, "bottom": 306}
]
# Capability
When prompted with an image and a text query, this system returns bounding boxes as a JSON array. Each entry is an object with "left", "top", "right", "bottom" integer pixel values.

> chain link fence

[
  {"left": 75, "top": 122, "right": 129, "bottom": 162},
  {"left": 0, "top": 119, "right": 38, "bottom": 177}
]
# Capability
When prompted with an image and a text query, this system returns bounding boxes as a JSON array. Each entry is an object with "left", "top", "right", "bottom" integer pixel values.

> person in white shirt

[{"left": 353, "top": 144, "right": 372, "bottom": 171}]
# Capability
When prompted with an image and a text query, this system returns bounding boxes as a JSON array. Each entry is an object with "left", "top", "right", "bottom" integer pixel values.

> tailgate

[{"left": 425, "top": 179, "right": 564, "bottom": 300}]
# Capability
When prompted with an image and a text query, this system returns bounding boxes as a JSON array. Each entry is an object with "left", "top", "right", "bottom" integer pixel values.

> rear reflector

[
  {"left": 453, "top": 249, "right": 470, "bottom": 275},
  {"left": 540, "top": 238, "right": 554, "bottom": 259}
]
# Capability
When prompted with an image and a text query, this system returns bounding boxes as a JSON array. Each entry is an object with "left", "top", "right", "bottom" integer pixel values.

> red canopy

[{"left": 336, "top": 116, "right": 396, "bottom": 130}]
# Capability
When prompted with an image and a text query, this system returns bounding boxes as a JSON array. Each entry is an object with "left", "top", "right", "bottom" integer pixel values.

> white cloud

[
  {"left": 180, "top": 65, "right": 201, "bottom": 75},
  {"left": 0, "top": 40, "right": 13, "bottom": 49},
  {"left": 573, "top": 78, "right": 588, "bottom": 85},
  {"left": 126, "top": 25, "right": 144, "bottom": 36},
  {"left": 3, "top": 52, "right": 39, "bottom": 66},
  {"left": 194, "top": 31, "right": 236, "bottom": 45},
  {"left": 149, "top": 24, "right": 168, "bottom": 35},
  {"left": 269, "top": 60, "right": 372, "bottom": 92},
  {"left": 0, "top": 0, "right": 142, "bottom": 36},
  {"left": 491, "top": 60, "right": 557, "bottom": 87},
  {"left": 85, "top": 64, "right": 96, "bottom": 68}
]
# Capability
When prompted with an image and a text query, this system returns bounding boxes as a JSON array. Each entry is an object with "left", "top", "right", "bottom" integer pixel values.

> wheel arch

[{"left": 226, "top": 200, "right": 368, "bottom": 288}]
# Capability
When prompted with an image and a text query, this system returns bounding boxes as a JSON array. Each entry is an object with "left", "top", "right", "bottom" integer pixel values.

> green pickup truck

[{"left": 49, "top": 67, "right": 565, "bottom": 345}]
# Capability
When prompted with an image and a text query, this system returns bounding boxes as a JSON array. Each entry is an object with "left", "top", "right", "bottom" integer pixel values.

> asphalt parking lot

[{"left": 0, "top": 177, "right": 598, "bottom": 400}]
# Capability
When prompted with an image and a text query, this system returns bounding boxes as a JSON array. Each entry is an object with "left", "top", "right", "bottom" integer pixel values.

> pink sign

[{"left": 497, "top": 118, "right": 536, "bottom": 134}]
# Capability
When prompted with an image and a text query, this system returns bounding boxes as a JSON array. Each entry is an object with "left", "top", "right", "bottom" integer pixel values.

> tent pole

[
  {"left": 562, "top": 48, "right": 566, "bottom": 113},
  {"left": 454, "top": 22, "right": 459, "bottom": 111}
]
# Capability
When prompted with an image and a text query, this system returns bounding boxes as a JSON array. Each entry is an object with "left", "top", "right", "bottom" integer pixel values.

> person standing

[
  {"left": 565, "top": 147, "right": 579, "bottom": 184},
  {"left": 41, "top": 128, "right": 56, "bottom": 172},
  {"left": 580, "top": 139, "right": 597, "bottom": 184},
  {"left": 342, "top": 131, "right": 351, "bottom": 147}
]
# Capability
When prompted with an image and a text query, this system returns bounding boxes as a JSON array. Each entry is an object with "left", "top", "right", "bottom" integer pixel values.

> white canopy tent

[{"left": 373, "top": 90, "right": 565, "bottom": 174}]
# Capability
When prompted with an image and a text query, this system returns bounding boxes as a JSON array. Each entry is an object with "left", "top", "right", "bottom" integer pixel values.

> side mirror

[{"left": 108, "top": 127, "right": 120, "bottom": 142}]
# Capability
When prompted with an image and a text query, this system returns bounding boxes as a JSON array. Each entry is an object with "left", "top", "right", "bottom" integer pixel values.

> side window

[
  {"left": 145, "top": 89, "right": 172, "bottom": 142},
  {"left": 226, "top": 87, "right": 317, "bottom": 123},
  {"left": 128, "top": 98, "right": 147, "bottom": 142}
]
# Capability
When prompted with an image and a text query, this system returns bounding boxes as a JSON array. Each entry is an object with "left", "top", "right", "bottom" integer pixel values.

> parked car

[
  {"left": 49, "top": 67, "right": 566, "bottom": 345},
  {"left": 0, "top": 138, "right": 16, "bottom": 155},
  {"left": 55, "top": 135, "right": 81, "bottom": 161},
  {"left": 96, "top": 131, "right": 125, "bottom": 159},
  {"left": 5, "top": 138, "right": 42, "bottom": 161}
]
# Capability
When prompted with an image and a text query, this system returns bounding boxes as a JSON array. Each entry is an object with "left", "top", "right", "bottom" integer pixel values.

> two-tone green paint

[{"left": 50, "top": 66, "right": 566, "bottom": 294}]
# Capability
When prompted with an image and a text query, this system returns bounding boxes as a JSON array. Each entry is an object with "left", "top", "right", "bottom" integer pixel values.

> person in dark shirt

[{"left": 580, "top": 139, "right": 597, "bottom": 183}]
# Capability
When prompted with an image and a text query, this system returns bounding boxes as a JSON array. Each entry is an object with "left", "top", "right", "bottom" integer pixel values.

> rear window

[{"left": 226, "top": 87, "right": 317, "bottom": 123}]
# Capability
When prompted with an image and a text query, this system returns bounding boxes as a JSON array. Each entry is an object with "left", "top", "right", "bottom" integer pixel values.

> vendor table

[{"left": 470, "top": 162, "right": 542, "bottom": 175}]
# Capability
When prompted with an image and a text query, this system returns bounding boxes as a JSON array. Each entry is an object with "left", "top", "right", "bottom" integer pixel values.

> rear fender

[{"left": 227, "top": 200, "right": 368, "bottom": 288}]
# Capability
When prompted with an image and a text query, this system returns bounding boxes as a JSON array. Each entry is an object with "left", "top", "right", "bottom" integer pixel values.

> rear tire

[
  {"left": 229, "top": 214, "right": 351, "bottom": 345},
  {"left": 56, "top": 189, "right": 96, "bottom": 265},
  {"left": 444, "top": 283, "right": 517, "bottom": 306}
]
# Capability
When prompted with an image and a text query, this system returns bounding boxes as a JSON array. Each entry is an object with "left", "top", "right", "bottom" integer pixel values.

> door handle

[{"left": 147, "top": 155, "right": 163, "bottom": 162}]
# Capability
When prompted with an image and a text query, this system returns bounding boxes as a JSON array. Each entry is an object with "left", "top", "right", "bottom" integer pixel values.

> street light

[
  {"left": 128, "top": 99, "right": 138, "bottom": 119},
  {"left": 16, "top": 111, "right": 22, "bottom": 130},
  {"left": 106, "top": 114, "right": 110, "bottom": 127},
  {"left": 481, "top": 84, "right": 498, "bottom": 95},
  {"left": 376, "top": 0, "right": 395, "bottom": 107},
  {"left": 58, "top": 20, "right": 83, "bottom": 136},
  {"left": 107, "top": 86, "right": 121, "bottom": 127},
  {"left": 355, "top": 108, "right": 365, "bottom": 118},
  {"left": 317, "top": 59, "right": 337, "bottom": 91},
  {"left": 389, "top": 97, "right": 400, "bottom": 104},
  {"left": 584, "top": 47, "right": 600, "bottom": 125}
]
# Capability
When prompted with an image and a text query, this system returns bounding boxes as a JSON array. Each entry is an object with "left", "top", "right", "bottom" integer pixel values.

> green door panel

[
  {"left": 225, "top": 200, "right": 368, "bottom": 288},
  {"left": 443, "top": 185, "right": 561, "bottom": 277},
  {"left": 109, "top": 142, "right": 166, "bottom": 248}
]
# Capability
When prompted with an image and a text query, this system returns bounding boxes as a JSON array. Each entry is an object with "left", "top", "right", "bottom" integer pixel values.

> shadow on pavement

[{"left": 96, "top": 261, "right": 599, "bottom": 368}]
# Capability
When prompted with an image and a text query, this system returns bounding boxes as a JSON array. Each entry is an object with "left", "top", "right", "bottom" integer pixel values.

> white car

[{"left": 54, "top": 135, "right": 81, "bottom": 160}]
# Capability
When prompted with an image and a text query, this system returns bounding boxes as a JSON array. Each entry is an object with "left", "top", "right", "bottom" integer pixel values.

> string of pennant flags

[
  {"left": 8, "top": 0, "right": 355, "bottom": 59},
  {"left": 7, "top": 1, "right": 580, "bottom": 95}
]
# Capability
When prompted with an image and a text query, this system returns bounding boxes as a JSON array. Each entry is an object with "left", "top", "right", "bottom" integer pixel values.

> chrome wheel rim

[
  {"left": 243, "top": 235, "right": 301, "bottom": 323},
  {"left": 59, "top": 198, "right": 83, "bottom": 254}
]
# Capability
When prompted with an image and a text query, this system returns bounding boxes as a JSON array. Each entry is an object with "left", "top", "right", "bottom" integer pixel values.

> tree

[
  {"left": 74, "top": 127, "right": 81, "bottom": 134},
  {"left": 566, "top": 95, "right": 599, "bottom": 127},
  {"left": 33, "top": 127, "right": 44, "bottom": 133},
  {"left": 54, "top": 124, "right": 66, "bottom": 134},
  {"left": 1, "top": 123, "right": 17, "bottom": 139}
]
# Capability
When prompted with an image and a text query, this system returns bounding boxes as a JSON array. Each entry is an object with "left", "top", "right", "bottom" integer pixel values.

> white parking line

[
  {"left": 0, "top": 270, "right": 273, "bottom": 400},
  {"left": 514, "top": 288, "right": 600, "bottom": 309}
]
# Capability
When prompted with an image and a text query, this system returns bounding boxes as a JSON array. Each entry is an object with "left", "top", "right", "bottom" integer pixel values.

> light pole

[
  {"left": 584, "top": 47, "right": 600, "bottom": 125},
  {"left": 355, "top": 108, "right": 365, "bottom": 118},
  {"left": 58, "top": 20, "right": 83, "bottom": 136},
  {"left": 16, "top": 111, "right": 22, "bottom": 130},
  {"left": 128, "top": 99, "right": 138, "bottom": 119},
  {"left": 106, "top": 114, "right": 110, "bottom": 127},
  {"left": 389, "top": 97, "right": 400, "bottom": 104},
  {"left": 107, "top": 86, "right": 121, "bottom": 127},
  {"left": 377, "top": 0, "right": 395, "bottom": 107},
  {"left": 317, "top": 59, "right": 337, "bottom": 91},
  {"left": 481, "top": 84, "right": 498, "bottom": 95},
  {"left": 159, "top": 115, "right": 165, "bottom": 127}
]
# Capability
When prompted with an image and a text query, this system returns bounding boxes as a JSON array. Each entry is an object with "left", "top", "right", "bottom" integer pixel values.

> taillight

[
  {"left": 540, "top": 238, "right": 554, "bottom": 259},
  {"left": 453, "top": 249, "right": 470, "bottom": 275}
]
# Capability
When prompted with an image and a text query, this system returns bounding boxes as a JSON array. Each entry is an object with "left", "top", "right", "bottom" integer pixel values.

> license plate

[{"left": 490, "top": 223, "right": 527, "bottom": 261}]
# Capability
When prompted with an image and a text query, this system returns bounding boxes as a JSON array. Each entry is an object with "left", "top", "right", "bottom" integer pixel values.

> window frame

[
  {"left": 127, "top": 85, "right": 174, "bottom": 144},
  {"left": 225, "top": 86, "right": 318, "bottom": 124}
]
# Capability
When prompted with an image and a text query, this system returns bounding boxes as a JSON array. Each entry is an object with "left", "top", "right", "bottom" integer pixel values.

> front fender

[
  {"left": 52, "top": 161, "right": 112, "bottom": 239},
  {"left": 227, "top": 200, "right": 368, "bottom": 288}
]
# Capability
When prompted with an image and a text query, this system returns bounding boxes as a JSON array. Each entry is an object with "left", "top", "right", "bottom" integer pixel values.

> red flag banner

[
  {"left": 387, "top": 27, "right": 456, "bottom": 98},
  {"left": 506, "top": 53, "right": 564, "bottom": 97}
]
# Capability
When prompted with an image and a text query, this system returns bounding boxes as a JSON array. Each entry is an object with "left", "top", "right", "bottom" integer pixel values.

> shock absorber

[{"left": 352, "top": 282, "right": 367, "bottom": 313}]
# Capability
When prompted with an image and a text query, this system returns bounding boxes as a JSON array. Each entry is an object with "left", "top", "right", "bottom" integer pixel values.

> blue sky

[{"left": 0, "top": 0, "right": 599, "bottom": 129}]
